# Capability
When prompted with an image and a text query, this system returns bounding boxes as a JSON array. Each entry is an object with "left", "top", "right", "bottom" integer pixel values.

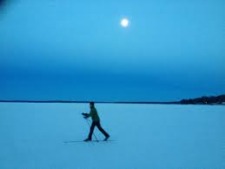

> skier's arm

[
  {"left": 82, "top": 112, "right": 90, "bottom": 119},
  {"left": 82, "top": 109, "right": 95, "bottom": 119}
]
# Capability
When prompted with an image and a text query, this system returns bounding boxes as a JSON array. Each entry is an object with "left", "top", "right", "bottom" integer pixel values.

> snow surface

[{"left": 0, "top": 103, "right": 225, "bottom": 169}]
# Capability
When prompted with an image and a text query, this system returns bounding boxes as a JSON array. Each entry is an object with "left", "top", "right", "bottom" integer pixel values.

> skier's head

[{"left": 90, "top": 102, "right": 95, "bottom": 108}]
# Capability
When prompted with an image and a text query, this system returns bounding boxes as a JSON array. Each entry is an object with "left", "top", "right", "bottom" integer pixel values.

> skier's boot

[
  {"left": 84, "top": 138, "right": 92, "bottom": 142},
  {"left": 103, "top": 135, "right": 110, "bottom": 141}
]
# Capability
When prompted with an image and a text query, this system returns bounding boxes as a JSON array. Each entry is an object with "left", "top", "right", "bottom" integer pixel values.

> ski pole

[{"left": 85, "top": 119, "right": 99, "bottom": 142}]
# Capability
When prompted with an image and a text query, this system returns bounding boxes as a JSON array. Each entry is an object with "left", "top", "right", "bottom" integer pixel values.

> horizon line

[{"left": 0, "top": 100, "right": 178, "bottom": 104}]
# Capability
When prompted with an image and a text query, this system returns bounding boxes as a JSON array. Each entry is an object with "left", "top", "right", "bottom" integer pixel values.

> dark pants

[{"left": 88, "top": 121, "right": 109, "bottom": 140}]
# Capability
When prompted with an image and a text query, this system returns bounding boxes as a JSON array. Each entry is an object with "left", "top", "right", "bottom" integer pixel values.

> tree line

[{"left": 180, "top": 94, "right": 225, "bottom": 105}]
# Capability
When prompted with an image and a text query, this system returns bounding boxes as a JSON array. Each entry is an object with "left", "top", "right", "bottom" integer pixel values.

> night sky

[{"left": 0, "top": 0, "right": 225, "bottom": 101}]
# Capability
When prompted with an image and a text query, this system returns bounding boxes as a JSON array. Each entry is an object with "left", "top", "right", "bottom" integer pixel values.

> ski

[{"left": 64, "top": 140, "right": 114, "bottom": 144}]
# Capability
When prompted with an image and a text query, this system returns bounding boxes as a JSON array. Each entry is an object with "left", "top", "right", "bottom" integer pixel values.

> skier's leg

[
  {"left": 87, "top": 122, "right": 96, "bottom": 140},
  {"left": 96, "top": 121, "right": 110, "bottom": 138}
]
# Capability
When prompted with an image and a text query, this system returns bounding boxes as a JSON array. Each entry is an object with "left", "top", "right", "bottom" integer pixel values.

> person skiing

[{"left": 82, "top": 102, "right": 110, "bottom": 142}]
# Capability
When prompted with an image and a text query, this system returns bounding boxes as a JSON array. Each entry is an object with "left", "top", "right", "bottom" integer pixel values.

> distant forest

[{"left": 179, "top": 94, "right": 225, "bottom": 105}]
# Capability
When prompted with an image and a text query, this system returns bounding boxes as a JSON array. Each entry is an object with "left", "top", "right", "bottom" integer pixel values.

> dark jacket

[{"left": 87, "top": 107, "right": 100, "bottom": 122}]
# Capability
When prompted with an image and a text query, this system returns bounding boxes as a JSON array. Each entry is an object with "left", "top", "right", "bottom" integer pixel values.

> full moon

[{"left": 120, "top": 18, "right": 129, "bottom": 28}]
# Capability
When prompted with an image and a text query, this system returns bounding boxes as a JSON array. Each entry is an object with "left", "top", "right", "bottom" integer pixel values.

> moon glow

[{"left": 120, "top": 18, "right": 129, "bottom": 28}]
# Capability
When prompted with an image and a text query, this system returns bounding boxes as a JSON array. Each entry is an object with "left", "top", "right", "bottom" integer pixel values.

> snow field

[{"left": 0, "top": 103, "right": 225, "bottom": 169}]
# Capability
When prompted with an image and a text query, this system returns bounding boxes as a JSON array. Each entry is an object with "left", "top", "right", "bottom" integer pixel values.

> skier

[{"left": 82, "top": 102, "right": 110, "bottom": 142}]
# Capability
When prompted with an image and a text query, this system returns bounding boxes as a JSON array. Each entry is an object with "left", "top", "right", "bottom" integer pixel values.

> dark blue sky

[{"left": 0, "top": 0, "right": 225, "bottom": 101}]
